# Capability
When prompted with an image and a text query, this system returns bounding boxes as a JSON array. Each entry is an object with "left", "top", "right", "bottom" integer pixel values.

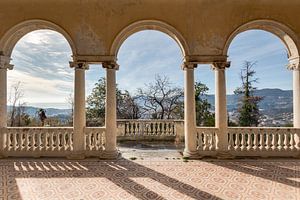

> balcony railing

[
  {"left": 0, "top": 123, "right": 299, "bottom": 158},
  {"left": 0, "top": 127, "right": 74, "bottom": 157},
  {"left": 196, "top": 127, "right": 300, "bottom": 157},
  {"left": 116, "top": 119, "right": 184, "bottom": 141},
  {"left": 227, "top": 127, "right": 300, "bottom": 157}
]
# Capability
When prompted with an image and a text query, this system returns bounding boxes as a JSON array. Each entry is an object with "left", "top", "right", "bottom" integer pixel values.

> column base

[
  {"left": 0, "top": 154, "right": 6, "bottom": 159},
  {"left": 67, "top": 151, "right": 86, "bottom": 160},
  {"left": 102, "top": 149, "right": 120, "bottom": 160},
  {"left": 216, "top": 151, "right": 234, "bottom": 159},
  {"left": 183, "top": 149, "right": 201, "bottom": 159}
]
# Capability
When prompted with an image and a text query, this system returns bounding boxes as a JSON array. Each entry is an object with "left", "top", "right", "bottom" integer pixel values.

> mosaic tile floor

[{"left": 0, "top": 143, "right": 299, "bottom": 200}]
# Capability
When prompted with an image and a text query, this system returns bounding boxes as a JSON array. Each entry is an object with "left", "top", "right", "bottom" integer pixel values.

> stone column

[
  {"left": 182, "top": 62, "right": 198, "bottom": 158},
  {"left": 103, "top": 61, "right": 119, "bottom": 158},
  {"left": 69, "top": 61, "right": 89, "bottom": 159},
  {"left": 0, "top": 56, "right": 13, "bottom": 157},
  {"left": 288, "top": 58, "right": 300, "bottom": 150},
  {"left": 212, "top": 61, "right": 232, "bottom": 158}
]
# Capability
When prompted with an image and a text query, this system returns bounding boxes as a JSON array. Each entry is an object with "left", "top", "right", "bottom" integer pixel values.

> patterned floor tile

[{"left": 0, "top": 155, "right": 299, "bottom": 200}]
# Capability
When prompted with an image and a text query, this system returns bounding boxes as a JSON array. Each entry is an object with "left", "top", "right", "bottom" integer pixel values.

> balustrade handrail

[
  {"left": 228, "top": 127, "right": 299, "bottom": 130},
  {"left": 4, "top": 127, "right": 73, "bottom": 130},
  {"left": 117, "top": 119, "right": 184, "bottom": 122}
]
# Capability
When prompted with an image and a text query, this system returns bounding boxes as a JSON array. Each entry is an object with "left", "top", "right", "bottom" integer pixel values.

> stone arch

[
  {"left": 223, "top": 19, "right": 300, "bottom": 60},
  {"left": 0, "top": 19, "right": 76, "bottom": 57},
  {"left": 110, "top": 20, "right": 190, "bottom": 59}
]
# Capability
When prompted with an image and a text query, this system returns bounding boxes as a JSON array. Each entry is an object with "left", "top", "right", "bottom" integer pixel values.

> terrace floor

[{"left": 0, "top": 142, "right": 299, "bottom": 200}]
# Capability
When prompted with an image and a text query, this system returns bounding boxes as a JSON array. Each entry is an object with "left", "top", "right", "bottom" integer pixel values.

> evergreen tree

[
  {"left": 195, "top": 82, "right": 215, "bottom": 126},
  {"left": 234, "top": 61, "right": 263, "bottom": 126}
]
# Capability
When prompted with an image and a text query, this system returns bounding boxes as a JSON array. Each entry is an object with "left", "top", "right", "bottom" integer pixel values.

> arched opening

[
  {"left": 111, "top": 28, "right": 185, "bottom": 157},
  {"left": 0, "top": 20, "right": 76, "bottom": 57},
  {"left": 227, "top": 29, "right": 294, "bottom": 127},
  {"left": 110, "top": 20, "right": 189, "bottom": 58},
  {"left": 8, "top": 29, "right": 73, "bottom": 127}
]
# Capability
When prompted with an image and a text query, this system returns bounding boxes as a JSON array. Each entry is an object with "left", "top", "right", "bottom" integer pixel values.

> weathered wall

[{"left": 0, "top": 0, "right": 299, "bottom": 62}]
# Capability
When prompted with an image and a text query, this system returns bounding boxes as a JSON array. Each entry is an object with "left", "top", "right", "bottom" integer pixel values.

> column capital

[
  {"left": 211, "top": 61, "right": 231, "bottom": 70},
  {"left": 69, "top": 61, "right": 89, "bottom": 70},
  {"left": 181, "top": 62, "right": 197, "bottom": 70},
  {"left": 287, "top": 57, "right": 300, "bottom": 71},
  {"left": 102, "top": 61, "right": 119, "bottom": 70},
  {"left": 0, "top": 55, "right": 13, "bottom": 70}
]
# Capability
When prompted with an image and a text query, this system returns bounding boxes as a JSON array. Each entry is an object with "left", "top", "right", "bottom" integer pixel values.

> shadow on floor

[
  {"left": 5, "top": 158, "right": 222, "bottom": 200},
  {"left": 206, "top": 159, "right": 300, "bottom": 188}
]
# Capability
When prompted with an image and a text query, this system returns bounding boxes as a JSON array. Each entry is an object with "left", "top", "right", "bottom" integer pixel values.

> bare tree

[
  {"left": 8, "top": 82, "right": 24, "bottom": 127},
  {"left": 137, "top": 75, "right": 184, "bottom": 119},
  {"left": 66, "top": 92, "right": 74, "bottom": 125}
]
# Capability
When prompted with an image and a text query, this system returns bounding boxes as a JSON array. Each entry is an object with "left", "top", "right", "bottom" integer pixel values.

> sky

[{"left": 8, "top": 29, "right": 291, "bottom": 108}]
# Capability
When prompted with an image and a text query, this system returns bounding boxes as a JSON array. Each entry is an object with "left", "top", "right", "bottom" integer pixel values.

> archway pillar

[
  {"left": 288, "top": 57, "right": 300, "bottom": 150},
  {"left": 69, "top": 61, "right": 89, "bottom": 159},
  {"left": 102, "top": 61, "right": 119, "bottom": 158},
  {"left": 212, "top": 61, "right": 233, "bottom": 158},
  {"left": 182, "top": 62, "right": 198, "bottom": 158},
  {"left": 0, "top": 56, "right": 13, "bottom": 157}
]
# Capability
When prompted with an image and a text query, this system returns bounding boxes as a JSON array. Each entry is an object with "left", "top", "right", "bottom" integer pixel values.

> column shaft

[
  {"left": 183, "top": 67, "right": 197, "bottom": 156},
  {"left": 0, "top": 69, "right": 7, "bottom": 128},
  {"left": 293, "top": 69, "right": 300, "bottom": 148},
  {"left": 105, "top": 68, "right": 117, "bottom": 152},
  {"left": 73, "top": 68, "right": 86, "bottom": 152},
  {"left": 215, "top": 68, "right": 228, "bottom": 151}
]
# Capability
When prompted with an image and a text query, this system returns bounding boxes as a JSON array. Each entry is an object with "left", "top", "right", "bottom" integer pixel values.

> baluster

[
  {"left": 124, "top": 122, "right": 128, "bottom": 136},
  {"left": 247, "top": 131, "right": 252, "bottom": 151},
  {"left": 258, "top": 131, "right": 263, "bottom": 151},
  {"left": 13, "top": 131, "right": 18, "bottom": 151},
  {"left": 44, "top": 132, "right": 48, "bottom": 151},
  {"left": 97, "top": 131, "right": 101, "bottom": 150},
  {"left": 150, "top": 122, "right": 154, "bottom": 135},
  {"left": 271, "top": 132, "right": 276, "bottom": 150},
  {"left": 56, "top": 131, "right": 61, "bottom": 151},
  {"left": 203, "top": 133, "right": 208, "bottom": 151},
  {"left": 283, "top": 131, "right": 288, "bottom": 150},
  {"left": 19, "top": 131, "right": 23, "bottom": 150},
  {"left": 228, "top": 130, "right": 234, "bottom": 150},
  {"left": 253, "top": 131, "right": 258, "bottom": 150},
  {"left": 235, "top": 132, "right": 241, "bottom": 151},
  {"left": 33, "top": 131, "right": 37, "bottom": 151},
  {"left": 38, "top": 130, "right": 42, "bottom": 151},
  {"left": 62, "top": 131, "right": 67, "bottom": 150},
  {"left": 50, "top": 131, "right": 54, "bottom": 151},
  {"left": 289, "top": 132, "right": 295, "bottom": 151},
  {"left": 278, "top": 130, "right": 283, "bottom": 151},
  {"left": 265, "top": 131, "right": 271, "bottom": 150},
  {"left": 197, "top": 131, "right": 203, "bottom": 150},
  {"left": 89, "top": 132, "right": 93, "bottom": 150},
  {"left": 93, "top": 132, "right": 97, "bottom": 150},
  {"left": 132, "top": 122, "right": 136, "bottom": 136},
  {"left": 6, "top": 132, "right": 11, "bottom": 151},
  {"left": 127, "top": 122, "right": 131, "bottom": 136},
  {"left": 209, "top": 131, "right": 215, "bottom": 150},
  {"left": 24, "top": 130, "right": 30, "bottom": 151},
  {"left": 240, "top": 131, "right": 246, "bottom": 151}
]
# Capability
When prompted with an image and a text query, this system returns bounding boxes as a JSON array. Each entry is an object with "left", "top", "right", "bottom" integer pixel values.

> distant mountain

[
  {"left": 204, "top": 88, "right": 293, "bottom": 115},
  {"left": 7, "top": 106, "right": 72, "bottom": 118},
  {"left": 7, "top": 88, "right": 293, "bottom": 120}
]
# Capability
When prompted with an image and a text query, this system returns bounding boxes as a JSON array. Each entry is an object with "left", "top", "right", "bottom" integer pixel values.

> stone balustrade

[
  {"left": 196, "top": 127, "right": 300, "bottom": 157},
  {"left": 228, "top": 127, "right": 300, "bottom": 157},
  {"left": 116, "top": 119, "right": 184, "bottom": 141},
  {"left": 196, "top": 127, "right": 218, "bottom": 151},
  {"left": 84, "top": 127, "right": 105, "bottom": 152},
  {"left": 0, "top": 127, "right": 73, "bottom": 157},
  {"left": 0, "top": 125, "right": 299, "bottom": 158}
]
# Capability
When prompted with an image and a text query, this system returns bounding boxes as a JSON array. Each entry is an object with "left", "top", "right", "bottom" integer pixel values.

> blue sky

[{"left": 8, "top": 29, "right": 291, "bottom": 108}]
